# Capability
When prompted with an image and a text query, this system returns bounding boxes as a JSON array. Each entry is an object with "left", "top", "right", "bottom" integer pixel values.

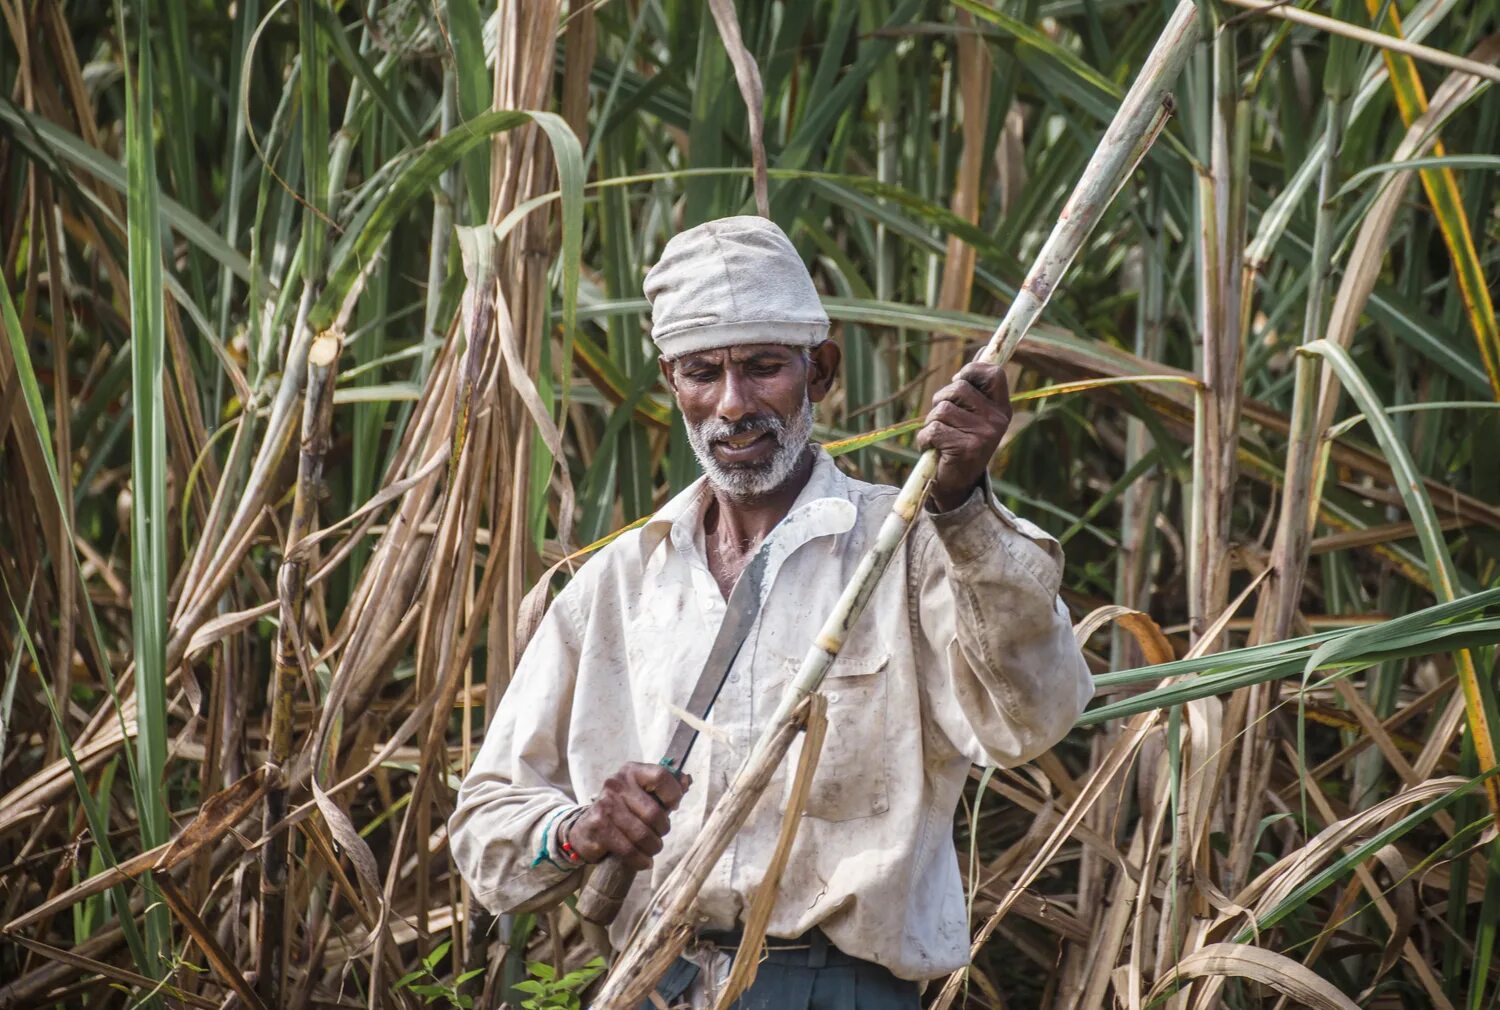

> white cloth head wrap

[{"left": 643, "top": 215, "right": 830, "bottom": 359}]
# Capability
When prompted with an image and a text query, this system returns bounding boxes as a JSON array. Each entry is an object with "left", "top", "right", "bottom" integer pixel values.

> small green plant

[
  {"left": 513, "top": 956, "right": 607, "bottom": 1010},
  {"left": 393, "top": 940, "right": 484, "bottom": 1009}
]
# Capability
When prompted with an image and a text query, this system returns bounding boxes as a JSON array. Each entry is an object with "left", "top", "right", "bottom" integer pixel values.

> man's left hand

[{"left": 916, "top": 362, "right": 1012, "bottom": 513}]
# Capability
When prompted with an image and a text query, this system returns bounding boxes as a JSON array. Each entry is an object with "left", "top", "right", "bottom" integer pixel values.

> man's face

[{"left": 663, "top": 343, "right": 833, "bottom": 498}]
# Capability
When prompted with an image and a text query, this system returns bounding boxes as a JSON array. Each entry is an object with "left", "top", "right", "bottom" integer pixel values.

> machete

[{"left": 574, "top": 527, "right": 777, "bottom": 929}]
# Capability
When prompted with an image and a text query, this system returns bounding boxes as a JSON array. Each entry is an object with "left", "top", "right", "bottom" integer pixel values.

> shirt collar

[{"left": 638, "top": 447, "right": 855, "bottom": 565}]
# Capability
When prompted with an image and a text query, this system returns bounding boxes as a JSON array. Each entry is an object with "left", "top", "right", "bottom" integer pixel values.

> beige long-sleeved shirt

[{"left": 450, "top": 449, "right": 1093, "bottom": 981}]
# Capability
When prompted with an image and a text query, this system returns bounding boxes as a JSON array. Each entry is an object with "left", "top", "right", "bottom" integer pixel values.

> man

[{"left": 451, "top": 216, "right": 1093, "bottom": 1008}]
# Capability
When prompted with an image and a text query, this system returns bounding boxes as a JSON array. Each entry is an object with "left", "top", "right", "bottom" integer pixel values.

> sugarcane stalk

[
  {"left": 1256, "top": 0, "right": 1357, "bottom": 648},
  {"left": 589, "top": 4, "right": 1200, "bottom": 1006},
  {"left": 256, "top": 330, "right": 340, "bottom": 1005}
]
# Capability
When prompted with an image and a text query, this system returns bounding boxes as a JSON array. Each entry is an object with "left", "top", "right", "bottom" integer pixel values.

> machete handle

[{"left": 576, "top": 856, "right": 635, "bottom": 927}]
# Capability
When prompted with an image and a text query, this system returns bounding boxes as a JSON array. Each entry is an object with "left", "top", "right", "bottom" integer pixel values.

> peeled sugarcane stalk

[
  {"left": 588, "top": 4, "right": 1200, "bottom": 1007},
  {"left": 256, "top": 330, "right": 341, "bottom": 1006}
]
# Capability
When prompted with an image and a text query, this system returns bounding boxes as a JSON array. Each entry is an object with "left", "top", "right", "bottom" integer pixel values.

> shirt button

[{"left": 827, "top": 692, "right": 840, "bottom": 702}]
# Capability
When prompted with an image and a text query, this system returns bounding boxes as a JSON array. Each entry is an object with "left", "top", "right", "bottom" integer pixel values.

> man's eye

[{"left": 748, "top": 363, "right": 781, "bottom": 376}]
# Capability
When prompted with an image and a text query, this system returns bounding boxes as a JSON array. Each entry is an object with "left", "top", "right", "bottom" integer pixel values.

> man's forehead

[{"left": 675, "top": 343, "right": 801, "bottom": 365}]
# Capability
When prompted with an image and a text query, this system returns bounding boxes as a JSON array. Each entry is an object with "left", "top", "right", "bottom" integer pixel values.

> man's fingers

[
  {"left": 610, "top": 807, "right": 664, "bottom": 858},
  {"left": 620, "top": 785, "right": 673, "bottom": 836},
  {"left": 917, "top": 419, "right": 977, "bottom": 453},
  {"left": 956, "top": 362, "right": 1009, "bottom": 404},
  {"left": 595, "top": 795, "right": 661, "bottom": 863},
  {"left": 930, "top": 373, "right": 1011, "bottom": 431},
  {"left": 599, "top": 824, "right": 654, "bottom": 871},
  {"left": 631, "top": 764, "right": 687, "bottom": 809},
  {"left": 926, "top": 400, "right": 975, "bottom": 429},
  {"left": 954, "top": 362, "right": 993, "bottom": 389},
  {"left": 930, "top": 379, "right": 987, "bottom": 413}
]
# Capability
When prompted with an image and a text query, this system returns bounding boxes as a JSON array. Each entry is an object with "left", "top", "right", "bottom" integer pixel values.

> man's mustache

[{"left": 696, "top": 414, "right": 787, "bottom": 445}]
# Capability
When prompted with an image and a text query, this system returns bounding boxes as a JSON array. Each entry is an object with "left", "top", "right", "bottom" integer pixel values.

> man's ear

[
  {"left": 658, "top": 356, "right": 676, "bottom": 392},
  {"left": 807, "top": 340, "right": 841, "bottom": 404}
]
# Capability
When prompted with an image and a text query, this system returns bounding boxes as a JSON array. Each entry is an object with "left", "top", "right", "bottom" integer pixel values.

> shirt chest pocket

[{"left": 773, "top": 644, "right": 891, "bottom": 823}]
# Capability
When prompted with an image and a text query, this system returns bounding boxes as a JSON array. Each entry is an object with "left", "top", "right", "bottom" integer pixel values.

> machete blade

[{"left": 658, "top": 528, "right": 776, "bottom": 775}]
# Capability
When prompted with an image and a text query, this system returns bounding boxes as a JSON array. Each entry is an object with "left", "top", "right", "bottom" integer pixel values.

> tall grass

[{"left": 1, "top": 1, "right": 1498, "bottom": 1007}]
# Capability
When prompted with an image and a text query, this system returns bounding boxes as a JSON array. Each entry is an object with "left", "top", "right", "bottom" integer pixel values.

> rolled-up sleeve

[
  {"left": 908, "top": 485, "right": 1093, "bottom": 767},
  {"left": 449, "top": 587, "right": 587, "bottom": 913}
]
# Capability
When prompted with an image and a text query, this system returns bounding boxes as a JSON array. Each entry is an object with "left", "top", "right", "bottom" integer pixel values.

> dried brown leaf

[{"left": 1149, "top": 942, "right": 1358, "bottom": 1009}]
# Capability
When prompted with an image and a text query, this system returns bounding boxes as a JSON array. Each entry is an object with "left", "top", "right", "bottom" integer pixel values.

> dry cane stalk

[
  {"left": 711, "top": 695, "right": 828, "bottom": 1009},
  {"left": 589, "top": 3, "right": 1200, "bottom": 1007},
  {"left": 256, "top": 330, "right": 340, "bottom": 1005}
]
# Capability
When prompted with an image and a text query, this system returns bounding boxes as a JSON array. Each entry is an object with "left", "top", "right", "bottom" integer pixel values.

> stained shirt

[{"left": 449, "top": 449, "right": 1093, "bottom": 981}]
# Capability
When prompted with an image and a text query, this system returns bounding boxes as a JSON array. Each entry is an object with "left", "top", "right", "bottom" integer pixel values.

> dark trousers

[{"left": 639, "top": 930, "right": 920, "bottom": 1010}]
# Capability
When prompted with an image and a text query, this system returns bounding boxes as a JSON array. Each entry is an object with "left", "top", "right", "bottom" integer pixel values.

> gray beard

[{"left": 685, "top": 397, "right": 814, "bottom": 498}]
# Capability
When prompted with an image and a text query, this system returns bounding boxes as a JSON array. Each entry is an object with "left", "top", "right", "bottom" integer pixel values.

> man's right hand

[{"left": 565, "top": 763, "right": 691, "bottom": 872}]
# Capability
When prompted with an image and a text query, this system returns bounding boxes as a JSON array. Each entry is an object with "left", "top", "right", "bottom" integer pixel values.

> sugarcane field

[{"left": 5, "top": 0, "right": 1500, "bottom": 1006}]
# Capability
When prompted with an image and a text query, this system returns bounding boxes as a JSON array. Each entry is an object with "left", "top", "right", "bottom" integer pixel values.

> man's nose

[{"left": 716, "top": 368, "right": 753, "bottom": 422}]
